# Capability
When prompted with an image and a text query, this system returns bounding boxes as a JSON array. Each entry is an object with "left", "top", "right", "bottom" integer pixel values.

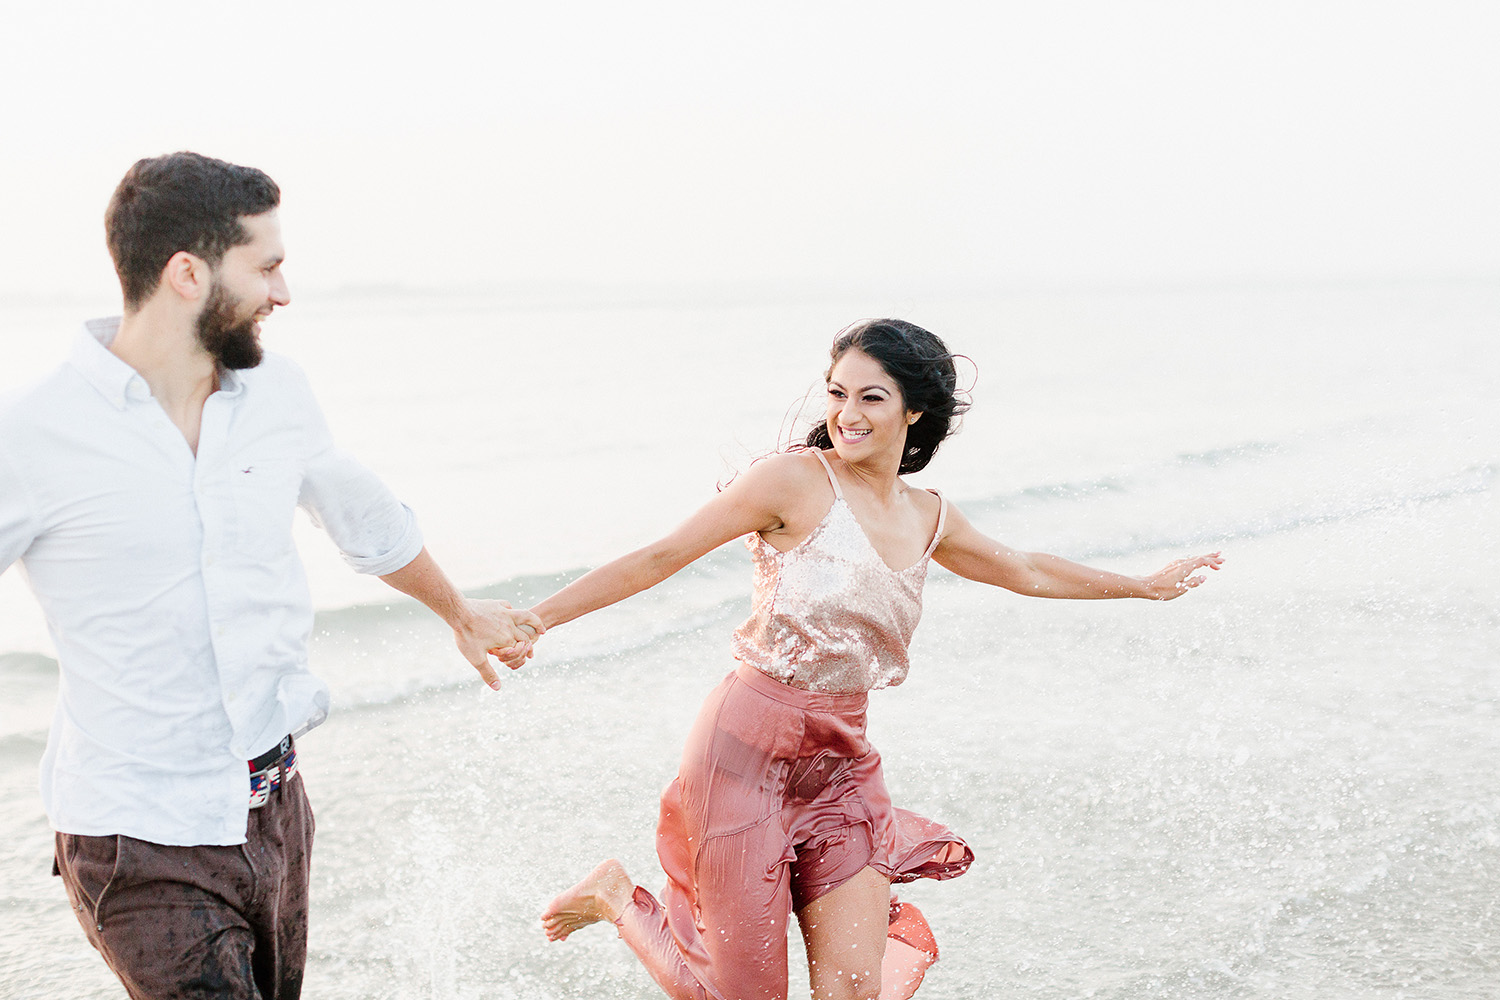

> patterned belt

[{"left": 248, "top": 734, "right": 297, "bottom": 809}]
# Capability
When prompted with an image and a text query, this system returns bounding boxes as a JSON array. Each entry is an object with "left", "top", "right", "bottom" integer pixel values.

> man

[{"left": 0, "top": 152, "right": 539, "bottom": 998}]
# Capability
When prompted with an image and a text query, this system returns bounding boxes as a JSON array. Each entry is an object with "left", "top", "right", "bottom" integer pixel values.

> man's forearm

[{"left": 379, "top": 546, "right": 471, "bottom": 628}]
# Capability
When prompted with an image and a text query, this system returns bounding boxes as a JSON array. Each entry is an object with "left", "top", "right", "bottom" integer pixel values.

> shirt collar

[
  {"left": 217, "top": 365, "right": 246, "bottom": 398},
  {"left": 70, "top": 316, "right": 247, "bottom": 408},
  {"left": 71, "top": 317, "right": 148, "bottom": 410}
]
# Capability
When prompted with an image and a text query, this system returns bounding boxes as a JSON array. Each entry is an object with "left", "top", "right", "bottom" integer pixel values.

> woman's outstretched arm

[
  {"left": 529, "top": 454, "right": 815, "bottom": 631},
  {"left": 932, "top": 504, "right": 1222, "bottom": 600}
]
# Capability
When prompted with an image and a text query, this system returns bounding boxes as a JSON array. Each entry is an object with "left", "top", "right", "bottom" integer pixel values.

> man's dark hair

[{"left": 104, "top": 152, "right": 281, "bottom": 308}]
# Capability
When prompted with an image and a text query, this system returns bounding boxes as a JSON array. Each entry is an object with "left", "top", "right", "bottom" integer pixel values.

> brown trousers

[{"left": 53, "top": 774, "right": 314, "bottom": 1000}]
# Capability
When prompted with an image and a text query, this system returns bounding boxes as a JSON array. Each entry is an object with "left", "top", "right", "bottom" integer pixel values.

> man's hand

[
  {"left": 379, "top": 548, "right": 548, "bottom": 690},
  {"left": 455, "top": 599, "right": 544, "bottom": 689}
]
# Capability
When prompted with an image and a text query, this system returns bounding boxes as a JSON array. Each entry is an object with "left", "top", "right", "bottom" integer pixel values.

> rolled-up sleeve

[{"left": 291, "top": 378, "right": 423, "bottom": 577}]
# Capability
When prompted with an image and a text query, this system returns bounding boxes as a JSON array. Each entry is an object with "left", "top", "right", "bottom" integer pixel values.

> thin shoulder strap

[
  {"left": 809, "top": 448, "right": 844, "bottom": 499},
  {"left": 922, "top": 490, "right": 948, "bottom": 559}
]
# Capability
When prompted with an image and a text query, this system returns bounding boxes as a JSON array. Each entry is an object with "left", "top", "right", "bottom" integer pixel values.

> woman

[{"left": 522, "top": 319, "right": 1221, "bottom": 1000}]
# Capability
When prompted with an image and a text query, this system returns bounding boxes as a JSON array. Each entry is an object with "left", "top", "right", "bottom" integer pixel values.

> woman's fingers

[{"left": 1158, "top": 553, "right": 1222, "bottom": 598}]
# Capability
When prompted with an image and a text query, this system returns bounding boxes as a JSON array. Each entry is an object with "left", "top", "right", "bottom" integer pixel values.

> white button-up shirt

[{"left": 0, "top": 318, "right": 423, "bottom": 846}]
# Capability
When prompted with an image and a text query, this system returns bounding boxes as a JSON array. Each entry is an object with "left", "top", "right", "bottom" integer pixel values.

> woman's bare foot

[{"left": 541, "top": 859, "right": 635, "bottom": 941}]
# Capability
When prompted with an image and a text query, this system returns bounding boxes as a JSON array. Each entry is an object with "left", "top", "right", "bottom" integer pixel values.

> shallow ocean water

[{"left": 2, "top": 278, "right": 1496, "bottom": 998}]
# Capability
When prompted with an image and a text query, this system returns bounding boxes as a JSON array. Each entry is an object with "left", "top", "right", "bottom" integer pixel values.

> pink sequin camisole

[{"left": 731, "top": 449, "right": 949, "bottom": 694}]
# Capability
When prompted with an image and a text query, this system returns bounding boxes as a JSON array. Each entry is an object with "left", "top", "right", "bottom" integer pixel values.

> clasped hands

[
  {"left": 453, "top": 598, "right": 546, "bottom": 690},
  {"left": 492, "top": 609, "right": 541, "bottom": 672}
]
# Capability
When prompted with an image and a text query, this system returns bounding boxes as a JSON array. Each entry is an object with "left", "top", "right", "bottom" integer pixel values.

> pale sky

[{"left": 1, "top": 0, "right": 1497, "bottom": 302}]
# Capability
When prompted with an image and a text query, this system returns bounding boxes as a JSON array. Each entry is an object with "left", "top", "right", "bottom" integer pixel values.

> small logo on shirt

[{"left": 240, "top": 466, "right": 254, "bottom": 475}]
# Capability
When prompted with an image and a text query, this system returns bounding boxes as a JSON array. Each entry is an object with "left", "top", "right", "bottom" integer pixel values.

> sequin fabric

[{"left": 732, "top": 452, "right": 947, "bottom": 694}]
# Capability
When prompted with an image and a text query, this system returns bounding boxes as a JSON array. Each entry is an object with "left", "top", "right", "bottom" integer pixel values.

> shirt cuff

[{"left": 341, "top": 505, "right": 424, "bottom": 576}]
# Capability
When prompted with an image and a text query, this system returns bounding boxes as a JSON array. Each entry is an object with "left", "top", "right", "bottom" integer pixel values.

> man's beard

[{"left": 195, "top": 280, "right": 264, "bottom": 370}]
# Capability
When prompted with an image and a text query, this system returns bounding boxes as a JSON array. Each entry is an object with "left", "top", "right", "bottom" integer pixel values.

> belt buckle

[
  {"left": 248, "top": 746, "right": 298, "bottom": 810},
  {"left": 249, "top": 769, "right": 271, "bottom": 808}
]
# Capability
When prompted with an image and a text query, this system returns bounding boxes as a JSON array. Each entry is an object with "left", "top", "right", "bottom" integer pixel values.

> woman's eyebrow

[{"left": 827, "top": 379, "right": 890, "bottom": 394}]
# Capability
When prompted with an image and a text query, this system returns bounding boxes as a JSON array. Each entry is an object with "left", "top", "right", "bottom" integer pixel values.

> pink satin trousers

[{"left": 615, "top": 664, "right": 972, "bottom": 1000}]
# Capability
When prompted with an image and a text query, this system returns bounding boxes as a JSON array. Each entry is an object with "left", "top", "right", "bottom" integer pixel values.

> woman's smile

[{"left": 825, "top": 348, "right": 916, "bottom": 463}]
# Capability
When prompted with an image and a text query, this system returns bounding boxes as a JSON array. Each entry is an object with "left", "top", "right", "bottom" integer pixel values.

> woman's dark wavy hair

[{"left": 804, "top": 318, "right": 971, "bottom": 474}]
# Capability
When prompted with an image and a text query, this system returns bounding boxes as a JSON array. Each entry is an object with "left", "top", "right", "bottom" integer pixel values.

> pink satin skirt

[{"left": 617, "top": 664, "right": 973, "bottom": 1000}]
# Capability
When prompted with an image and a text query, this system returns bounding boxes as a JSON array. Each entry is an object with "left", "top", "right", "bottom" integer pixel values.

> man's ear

[{"left": 161, "top": 251, "right": 211, "bottom": 302}]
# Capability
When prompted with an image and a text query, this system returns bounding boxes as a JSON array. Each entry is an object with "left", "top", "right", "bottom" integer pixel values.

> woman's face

[{"left": 824, "top": 349, "right": 919, "bottom": 465}]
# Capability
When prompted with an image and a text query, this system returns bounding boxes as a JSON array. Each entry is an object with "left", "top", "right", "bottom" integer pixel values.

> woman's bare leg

[
  {"left": 796, "top": 866, "right": 892, "bottom": 1000},
  {"left": 541, "top": 859, "right": 635, "bottom": 941}
]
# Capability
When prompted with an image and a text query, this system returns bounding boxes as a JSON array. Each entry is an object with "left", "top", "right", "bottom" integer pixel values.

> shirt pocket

[{"left": 228, "top": 457, "right": 302, "bottom": 560}]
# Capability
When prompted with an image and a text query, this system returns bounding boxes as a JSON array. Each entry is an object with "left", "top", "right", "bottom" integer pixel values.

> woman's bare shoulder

[
  {"left": 734, "top": 450, "right": 837, "bottom": 541},
  {"left": 736, "top": 449, "right": 832, "bottom": 491},
  {"left": 907, "top": 481, "right": 957, "bottom": 541}
]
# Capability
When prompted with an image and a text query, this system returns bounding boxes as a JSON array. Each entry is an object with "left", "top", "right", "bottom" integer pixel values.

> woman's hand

[
  {"left": 1137, "top": 552, "right": 1224, "bottom": 600},
  {"left": 491, "top": 609, "right": 542, "bottom": 669}
]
